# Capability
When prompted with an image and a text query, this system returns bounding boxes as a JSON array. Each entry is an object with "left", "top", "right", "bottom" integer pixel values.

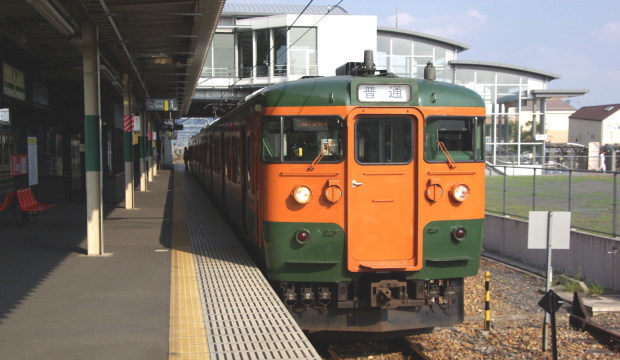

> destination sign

[
  {"left": 294, "top": 118, "right": 329, "bottom": 131},
  {"left": 358, "top": 84, "right": 411, "bottom": 103}
]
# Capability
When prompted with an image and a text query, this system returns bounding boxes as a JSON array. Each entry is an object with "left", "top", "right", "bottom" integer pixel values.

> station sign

[{"left": 146, "top": 98, "right": 177, "bottom": 111}]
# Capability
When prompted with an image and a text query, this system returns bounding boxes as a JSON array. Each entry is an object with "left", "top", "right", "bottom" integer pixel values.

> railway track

[
  {"left": 311, "top": 257, "right": 619, "bottom": 359},
  {"left": 313, "top": 337, "right": 433, "bottom": 360}
]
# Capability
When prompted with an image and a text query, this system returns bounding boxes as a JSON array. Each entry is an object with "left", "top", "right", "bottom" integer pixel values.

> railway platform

[{"left": 0, "top": 166, "right": 319, "bottom": 360}]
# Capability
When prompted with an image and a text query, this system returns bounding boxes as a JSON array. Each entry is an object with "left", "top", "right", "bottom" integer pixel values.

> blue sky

[{"left": 228, "top": 0, "right": 620, "bottom": 108}]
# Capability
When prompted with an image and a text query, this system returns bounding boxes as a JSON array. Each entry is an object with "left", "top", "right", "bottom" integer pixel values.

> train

[{"left": 188, "top": 51, "right": 486, "bottom": 336}]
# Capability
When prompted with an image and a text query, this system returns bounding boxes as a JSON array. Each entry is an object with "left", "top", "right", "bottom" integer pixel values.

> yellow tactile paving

[{"left": 169, "top": 172, "right": 210, "bottom": 360}]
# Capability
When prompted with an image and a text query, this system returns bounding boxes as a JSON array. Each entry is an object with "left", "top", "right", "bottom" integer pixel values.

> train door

[{"left": 347, "top": 112, "right": 417, "bottom": 271}]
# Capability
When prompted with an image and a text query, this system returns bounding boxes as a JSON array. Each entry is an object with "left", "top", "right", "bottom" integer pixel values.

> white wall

[
  {"left": 484, "top": 214, "right": 620, "bottom": 290},
  {"left": 602, "top": 112, "right": 620, "bottom": 144},
  {"left": 314, "top": 15, "right": 377, "bottom": 76},
  {"left": 569, "top": 119, "right": 602, "bottom": 145},
  {"left": 238, "top": 14, "right": 377, "bottom": 77}
]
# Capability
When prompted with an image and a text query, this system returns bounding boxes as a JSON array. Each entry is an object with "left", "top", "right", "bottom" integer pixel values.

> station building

[{"left": 189, "top": 3, "right": 588, "bottom": 167}]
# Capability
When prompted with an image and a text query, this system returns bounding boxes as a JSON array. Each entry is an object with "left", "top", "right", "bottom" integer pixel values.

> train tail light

[
  {"left": 452, "top": 227, "right": 467, "bottom": 241},
  {"left": 295, "top": 230, "right": 310, "bottom": 244}
]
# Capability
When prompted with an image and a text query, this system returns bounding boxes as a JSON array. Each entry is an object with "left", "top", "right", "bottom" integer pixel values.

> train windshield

[
  {"left": 355, "top": 116, "right": 413, "bottom": 164},
  {"left": 261, "top": 116, "right": 344, "bottom": 163},
  {"left": 424, "top": 117, "right": 484, "bottom": 162}
]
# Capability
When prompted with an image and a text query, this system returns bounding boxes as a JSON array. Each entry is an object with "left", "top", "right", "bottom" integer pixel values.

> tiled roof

[
  {"left": 546, "top": 98, "right": 576, "bottom": 111},
  {"left": 569, "top": 104, "right": 620, "bottom": 121},
  {"left": 223, "top": 3, "right": 349, "bottom": 16}
]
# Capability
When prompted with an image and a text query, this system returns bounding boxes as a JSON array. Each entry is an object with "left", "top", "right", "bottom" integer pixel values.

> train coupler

[{"left": 370, "top": 280, "right": 408, "bottom": 309}]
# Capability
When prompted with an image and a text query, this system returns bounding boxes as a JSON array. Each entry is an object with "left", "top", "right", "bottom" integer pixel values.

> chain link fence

[{"left": 486, "top": 165, "right": 620, "bottom": 237}]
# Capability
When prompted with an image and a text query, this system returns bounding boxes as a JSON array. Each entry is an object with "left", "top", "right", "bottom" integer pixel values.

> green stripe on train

[
  {"left": 263, "top": 218, "right": 483, "bottom": 282},
  {"left": 408, "top": 218, "right": 484, "bottom": 280}
]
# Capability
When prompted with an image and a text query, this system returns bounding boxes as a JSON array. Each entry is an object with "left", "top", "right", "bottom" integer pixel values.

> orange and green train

[{"left": 189, "top": 57, "right": 485, "bottom": 336}]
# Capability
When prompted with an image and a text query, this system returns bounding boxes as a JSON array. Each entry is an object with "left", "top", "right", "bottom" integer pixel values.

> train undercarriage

[{"left": 274, "top": 277, "right": 464, "bottom": 334}]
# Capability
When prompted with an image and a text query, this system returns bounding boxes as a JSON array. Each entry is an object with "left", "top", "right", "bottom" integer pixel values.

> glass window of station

[
  {"left": 453, "top": 68, "right": 551, "bottom": 166},
  {"left": 203, "top": 27, "right": 318, "bottom": 79},
  {"left": 376, "top": 34, "right": 455, "bottom": 82}
]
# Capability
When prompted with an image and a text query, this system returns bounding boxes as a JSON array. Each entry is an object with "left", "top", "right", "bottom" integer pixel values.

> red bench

[
  {"left": 0, "top": 190, "right": 15, "bottom": 213},
  {"left": 16, "top": 188, "right": 54, "bottom": 214}
]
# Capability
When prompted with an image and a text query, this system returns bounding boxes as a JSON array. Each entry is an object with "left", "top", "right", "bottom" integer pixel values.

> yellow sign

[{"left": 3, "top": 63, "right": 26, "bottom": 101}]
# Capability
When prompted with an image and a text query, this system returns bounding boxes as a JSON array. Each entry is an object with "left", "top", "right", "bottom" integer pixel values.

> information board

[{"left": 146, "top": 98, "right": 177, "bottom": 111}]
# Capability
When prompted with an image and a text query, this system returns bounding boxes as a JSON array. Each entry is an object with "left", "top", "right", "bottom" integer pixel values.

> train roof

[
  {"left": 253, "top": 75, "right": 485, "bottom": 109},
  {"left": 191, "top": 75, "right": 485, "bottom": 139}
]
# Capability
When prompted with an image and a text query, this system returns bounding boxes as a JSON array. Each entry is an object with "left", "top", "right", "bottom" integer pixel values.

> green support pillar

[{"left": 82, "top": 21, "right": 104, "bottom": 255}]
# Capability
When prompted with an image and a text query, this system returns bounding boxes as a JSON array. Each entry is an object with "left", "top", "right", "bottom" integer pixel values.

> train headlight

[
  {"left": 293, "top": 185, "right": 312, "bottom": 204},
  {"left": 450, "top": 184, "right": 470, "bottom": 202}
]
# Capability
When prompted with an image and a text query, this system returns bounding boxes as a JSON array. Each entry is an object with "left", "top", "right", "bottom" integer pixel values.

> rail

[
  {"left": 569, "top": 292, "right": 620, "bottom": 352},
  {"left": 314, "top": 338, "right": 433, "bottom": 360}
]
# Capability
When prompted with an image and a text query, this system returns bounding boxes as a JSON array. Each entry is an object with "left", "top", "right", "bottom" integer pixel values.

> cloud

[
  {"left": 384, "top": 9, "right": 487, "bottom": 39},
  {"left": 387, "top": 12, "right": 416, "bottom": 27},
  {"left": 593, "top": 21, "right": 620, "bottom": 44}
]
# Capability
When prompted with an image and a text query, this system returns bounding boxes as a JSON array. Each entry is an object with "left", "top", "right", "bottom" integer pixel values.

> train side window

[
  {"left": 424, "top": 117, "right": 484, "bottom": 162},
  {"left": 261, "top": 116, "right": 344, "bottom": 163},
  {"left": 355, "top": 117, "right": 413, "bottom": 164}
]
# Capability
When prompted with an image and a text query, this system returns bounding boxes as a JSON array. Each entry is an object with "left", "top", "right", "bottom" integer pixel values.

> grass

[{"left": 485, "top": 172, "right": 618, "bottom": 236}]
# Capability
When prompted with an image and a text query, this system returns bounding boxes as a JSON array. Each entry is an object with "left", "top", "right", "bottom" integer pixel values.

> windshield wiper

[
  {"left": 307, "top": 143, "right": 331, "bottom": 171},
  {"left": 438, "top": 141, "right": 456, "bottom": 169}
]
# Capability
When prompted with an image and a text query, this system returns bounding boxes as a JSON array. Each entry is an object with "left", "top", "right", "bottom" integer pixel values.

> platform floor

[{"left": 0, "top": 166, "right": 319, "bottom": 360}]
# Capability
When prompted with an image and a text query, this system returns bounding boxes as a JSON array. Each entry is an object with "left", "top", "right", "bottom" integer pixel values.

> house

[{"left": 569, "top": 104, "right": 620, "bottom": 146}]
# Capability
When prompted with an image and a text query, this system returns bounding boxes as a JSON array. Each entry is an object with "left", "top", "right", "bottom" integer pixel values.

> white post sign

[
  {"left": 528, "top": 211, "right": 571, "bottom": 250},
  {"left": 27, "top": 136, "right": 38, "bottom": 186},
  {"left": 528, "top": 210, "right": 571, "bottom": 351}
]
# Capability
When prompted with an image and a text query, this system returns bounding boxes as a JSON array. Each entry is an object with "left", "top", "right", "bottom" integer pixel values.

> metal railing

[
  {"left": 486, "top": 165, "right": 620, "bottom": 237},
  {"left": 201, "top": 65, "right": 320, "bottom": 79}
]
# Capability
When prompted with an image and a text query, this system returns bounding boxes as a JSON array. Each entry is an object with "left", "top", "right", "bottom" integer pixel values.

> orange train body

[{"left": 189, "top": 69, "right": 486, "bottom": 335}]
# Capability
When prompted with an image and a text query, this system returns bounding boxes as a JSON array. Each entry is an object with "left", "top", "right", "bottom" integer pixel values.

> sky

[{"left": 228, "top": 0, "right": 620, "bottom": 108}]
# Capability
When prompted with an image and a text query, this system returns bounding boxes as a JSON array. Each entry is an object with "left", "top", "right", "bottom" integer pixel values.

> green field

[{"left": 485, "top": 173, "right": 618, "bottom": 236}]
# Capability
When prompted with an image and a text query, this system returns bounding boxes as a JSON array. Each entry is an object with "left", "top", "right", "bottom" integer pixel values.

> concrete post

[
  {"left": 139, "top": 113, "right": 147, "bottom": 191},
  {"left": 82, "top": 21, "right": 104, "bottom": 255},
  {"left": 147, "top": 119, "right": 153, "bottom": 182}
]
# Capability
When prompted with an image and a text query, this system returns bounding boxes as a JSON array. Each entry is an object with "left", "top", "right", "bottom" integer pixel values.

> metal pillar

[
  {"left": 82, "top": 22, "right": 104, "bottom": 255},
  {"left": 122, "top": 74, "right": 134, "bottom": 209}
]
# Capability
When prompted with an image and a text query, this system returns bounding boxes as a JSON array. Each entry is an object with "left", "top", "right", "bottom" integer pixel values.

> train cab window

[
  {"left": 261, "top": 116, "right": 344, "bottom": 163},
  {"left": 424, "top": 117, "right": 484, "bottom": 162},
  {"left": 355, "top": 117, "right": 413, "bottom": 164}
]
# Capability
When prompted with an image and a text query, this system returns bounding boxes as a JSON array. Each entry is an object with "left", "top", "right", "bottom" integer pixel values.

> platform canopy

[{"left": 0, "top": 0, "right": 226, "bottom": 117}]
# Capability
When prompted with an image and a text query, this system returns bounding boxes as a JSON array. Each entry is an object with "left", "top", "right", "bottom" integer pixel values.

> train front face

[{"left": 260, "top": 75, "right": 486, "bottom": 334}]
